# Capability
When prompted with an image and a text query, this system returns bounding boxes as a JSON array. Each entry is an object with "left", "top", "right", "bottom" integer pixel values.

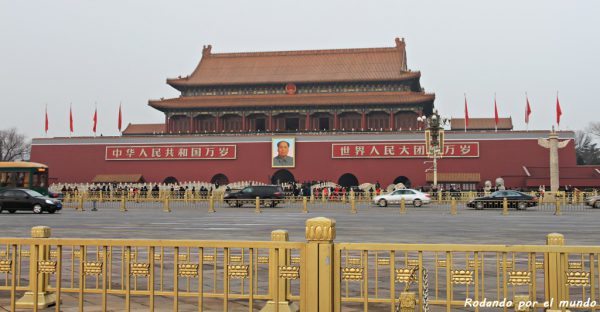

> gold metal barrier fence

[{"left": 2, "top": 219, "right": 599, "bottom": 311}]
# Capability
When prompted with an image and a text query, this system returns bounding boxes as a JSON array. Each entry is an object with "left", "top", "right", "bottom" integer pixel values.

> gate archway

[
  {"left": 392, "top": 176, "right": 411, "bottom": 188},
  {"left": 338, "top": 173, "right": 359, "bottom": 188},
  {"left": 163, "top": 176, "right": 179, "bottom": 184},
  {"left": 271, "top": 169, "right": 295, "bottom": 185},
  {"left": 211, "top": 173, "right": 229, "bottom": 186}
]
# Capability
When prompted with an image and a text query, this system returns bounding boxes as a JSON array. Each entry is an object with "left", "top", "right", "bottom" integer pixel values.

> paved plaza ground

[{"left": 1, "top": 201, "right": 598, "bottom": 246}]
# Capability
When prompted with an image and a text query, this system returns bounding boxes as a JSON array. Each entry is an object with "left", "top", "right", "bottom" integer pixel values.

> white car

[{"left": 373, "top": 189, "right": 431, "bottom": 207}]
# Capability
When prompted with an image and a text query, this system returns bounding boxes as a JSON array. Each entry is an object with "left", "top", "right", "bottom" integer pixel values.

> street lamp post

[{"left": 417, "top": 109, "right": 449, "bottom": 192}]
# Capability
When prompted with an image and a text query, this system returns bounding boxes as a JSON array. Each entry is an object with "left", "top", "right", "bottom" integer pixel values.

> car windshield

[
  {"left": 23, "top": 189, "right": 44, "bottom": 197},
  {"left": 491, "top": 191, "right": 503, "bottom": 197}
]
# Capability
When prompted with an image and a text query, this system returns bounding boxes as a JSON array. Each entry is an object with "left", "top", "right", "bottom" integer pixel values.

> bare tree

[
  {"left": 575, "top": 130, "right": 600, "bottom": 165},
  {"left": 588, "top": 122, "right": 600, "bottom": 139},
  {"left": 0, "top": 128, "right": 30, "bottom": 161}
]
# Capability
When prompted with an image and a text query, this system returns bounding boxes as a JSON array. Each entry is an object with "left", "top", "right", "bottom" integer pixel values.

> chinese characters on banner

[
  {"left": 331, "top": 142, "right": 479, "bottom": 158},
  {"left": 106, "top": 145, "right": 236, "bottom": 160}
]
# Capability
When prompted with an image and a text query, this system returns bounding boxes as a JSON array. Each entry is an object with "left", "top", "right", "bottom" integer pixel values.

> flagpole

[
  {"left": 494, "top": 92, "right": 497, "bottom": 133},
  {"left": 44, "top": 103, "right": 47, "bottom": 137},
  {"left": 94, "top": 102, "right": 97, "bottom": 138},
  {"left": 69, "top": 103, "right": 72, "bottom": 138},
  {"left": 556, "top": 91, "right": 560, "bottom": 131},
  {"left": 525, "top": 92, "right": 528, "bottom": 132},
  {"left": 464, "top": 93, "right": 467, "bottom": 133}
]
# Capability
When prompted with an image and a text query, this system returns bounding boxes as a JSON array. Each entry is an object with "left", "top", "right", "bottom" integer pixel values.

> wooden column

[
  {"left": 215, "top": 114, "right": 221, "bottom": 132},
  {"left": 189, "top": 116, "right": 194, "bottom": 133},
  {"left": 242, "top": 112, "right": 246, "bottom": 131},
  {"left": 268, "top": 113, "right": 273, "bottom": 131},
  {"left": 165, "top": 115, "right": 170, "bottom": 133},
  {"left": 389, "top": 111, "right": 395, "bottom": 131},
  {"left": 361, "top": 112, "right": 366, "bottom": 130},
  {"left": 333, "top": 112, "right": 339, "bottom": 131},
  {"left": 305, "top": 111, "right": 310, "bottom": 130}
]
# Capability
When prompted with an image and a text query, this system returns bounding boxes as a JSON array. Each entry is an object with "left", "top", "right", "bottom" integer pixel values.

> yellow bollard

[
  {"left": 450, "top": 198, "right": 457, "bottom": 215},
  {"left": 502, "top": 197, "right": 508, "bottom": 215},
  {"left": 350, "top": 198, "right": 357, "bottom": 214},
  {"left": 99, "top": 191, "right": 103, "bottom": 203},
  {"left": 554, "top": 199, "right": 561, "bottom": 216},
  {"left": 437, "top": 191, "right": 442, "bottom": 204},
  {"left": 321, "top": 192, "right": 326, "bottom": 203},
  {"left": 120, "top": 195, "right": 127, "bottom": 212},
  {"left": 302, "top": 196, "right": 308, "bottom": 213},
  {"left": 255, "top": 196, "right": 262, "bottom": 213},
  {"left": 162, "top": 197, "right": 170, "bottom": 213},
  {"left": 341, "top": 194, "right": 346, "bottom": 204},
  {"left": 310, "top": 193, "right": 315, "bottom": 204},
  {"left": 400, "top": 197, "right": 406, "bottom": 214},
  {"left": 16, "top": 226, "right": 56, "bottom": 308},
  {"left": 208, "top": 196, "right": 215, "bottom": 213},
  {"left": 77, "top": 195, "right": 84, "bottom": 211}
]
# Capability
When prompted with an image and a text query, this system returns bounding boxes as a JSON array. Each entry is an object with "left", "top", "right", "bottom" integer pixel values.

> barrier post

[
  {"left": 554, "top": 198, "right": 561, "bottom": 216},
  {"left": 450, "top": 198, "right": 457, "bottom": 215},
  {"left": 400, "top": 198, "right": 406, "bottom": 214},
  {"left": 305, "top": 217, "right": 335, "bottom": 312},
  {"left": 502, "top": 197, "right": 509, "bottom": 215},
  {"left": 163, "top": 196, "right": 170, "bottom": 213},
  {"left": 437, "top": 191, "right": 442, "bottom": 204},
  {"left": 350, "top": 198, "right": 357, "bottom": 214},
  {"left": 16, "top": 226, "right": 57, "bottom": 308},
  {"left": 77, "top": 195, "right": 84, "bottom": 212},
  {"left": 208, "top": 196, "right": 216, "bottom": 213},
  {"left": 120, "top": 194, "right": 127, "bottom": 212},
  {"left": 255, "top": 196, "right": 262, "bottom": 214},
  {"left": 302, "top": 197, "right": 308, "bottom": 214},
  {"left": 310, "top": 193, "right": 315, "bottom": 204},
  {"left": 545, "top": 233, "right": 566, "bottom": 311},
  {"left": 260, "top": 230, "right": 298, "bottom": 312}
]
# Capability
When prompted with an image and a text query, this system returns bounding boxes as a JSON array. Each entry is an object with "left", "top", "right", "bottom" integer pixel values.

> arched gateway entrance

[
  {"left": 338, "top": 173, "right": 359, "bottom": 188},
  {"left": 271, "top": 169, "right": 295, "bottom": 185},
  {"left": 393, "top": 176, "right": 411, "bottom": 188}
]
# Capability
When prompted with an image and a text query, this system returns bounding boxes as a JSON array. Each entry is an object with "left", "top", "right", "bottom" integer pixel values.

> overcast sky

[{"left": 0, "top": 1, "right": 597, "bottom": 139}]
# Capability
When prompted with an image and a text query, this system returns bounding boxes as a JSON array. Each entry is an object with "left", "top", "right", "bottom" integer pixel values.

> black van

[{"left": 224, "top": 185, "right": 284, "bottom": 207}]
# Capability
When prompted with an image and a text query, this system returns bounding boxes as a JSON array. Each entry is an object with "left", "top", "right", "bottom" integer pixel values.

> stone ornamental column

[
  {"left": 17, "top": 226, "right": 57, "bottom": 308},
  {"left": 538, "top": 129, "right": 569, "bottom": 199},
  {"left": 305, "top": 217, "right": 336, "bottom": 312}
]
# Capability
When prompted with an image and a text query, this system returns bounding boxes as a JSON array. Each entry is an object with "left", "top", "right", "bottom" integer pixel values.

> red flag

[
  {"left": 556, "top": 95, "right": 562, "bottom": 126},
  {"left": 44, "top": 106, "right": 49, "bottom": 133},
  {"left": 69, "top": 106, "right": 74, "bottom": 133},
  {"left": 464, "top": 95, "right": 469, "bottom": 131},
  {"left": 525, "top": 96, "right": 532, "bottom": 124},
  {"left": 118, "top": 104, "right": 122, "bottom": 132},
  {"left": 494, "top": 98, "right": 499, "bottom": 127},
  {"left": 92, "top": 108, "right": 97, "bottom": 133}
]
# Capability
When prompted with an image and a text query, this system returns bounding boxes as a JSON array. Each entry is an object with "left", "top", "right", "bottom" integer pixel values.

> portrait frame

[{"left": 271, "top": 137, "right": 296, "bottom": 168}]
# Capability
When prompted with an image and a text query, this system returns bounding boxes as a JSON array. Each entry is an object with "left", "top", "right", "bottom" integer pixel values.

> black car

[
  {"left": 466, "top": 190, "right": 538, "bottom": 210},
  {"left": 224, "top": 185, "right": 284, "bottom": 207},
  {"left": 0, "top": 189, "right": 63, "bottom": 214}
]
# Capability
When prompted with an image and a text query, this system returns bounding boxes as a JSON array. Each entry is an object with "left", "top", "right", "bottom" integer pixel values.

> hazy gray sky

[{"left": 1, "top": 1, "right": 597, "bottom": 139}]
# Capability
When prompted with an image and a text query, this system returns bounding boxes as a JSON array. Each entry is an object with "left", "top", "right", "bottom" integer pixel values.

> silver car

[
  {"left": 586, "top": 196, "right": 600, "bottom": 208},
  {"left": 373, "top": 189, "right": 431, "bottom": 207}
]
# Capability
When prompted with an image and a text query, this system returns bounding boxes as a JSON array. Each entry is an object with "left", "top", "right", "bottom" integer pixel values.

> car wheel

[
  {"left": 594, "top": 201, "right": 600, "bottom": 209},
  {"left": 517, "top": 202, "right": 527, "bottom": 210},
  {"left": 378, "top": 199, "right": 388, "bottom": 207},
  {"left": 47, "top": 208, "right": 56, "bottom": 214},
  {"left": 475, "top": 202, "right": 484, "bottom": 210},
  {"left": 8, "top": 209, "right": 16, "bottom": 214},
  {"left": 33, "top": 204, "right": 43, "bottom": 214},
  {"left": 413, "top": 199, "right": 422, "bottom": 207},
  {"left": 0, "top": 203, "right": 3, "bottom": 213}
]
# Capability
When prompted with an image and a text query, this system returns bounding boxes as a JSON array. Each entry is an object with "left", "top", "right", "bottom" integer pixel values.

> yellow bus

[{"left": 0, "top": 162, "right": 50, "bottom": 196}]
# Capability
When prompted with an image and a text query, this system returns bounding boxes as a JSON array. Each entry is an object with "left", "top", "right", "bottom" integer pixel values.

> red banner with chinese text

[
  {"left": 106, "top": 145, "right": 236, "bottom": 160},
  {"left": 331, "top": 142, "right": 479, "bottom": 158}
]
